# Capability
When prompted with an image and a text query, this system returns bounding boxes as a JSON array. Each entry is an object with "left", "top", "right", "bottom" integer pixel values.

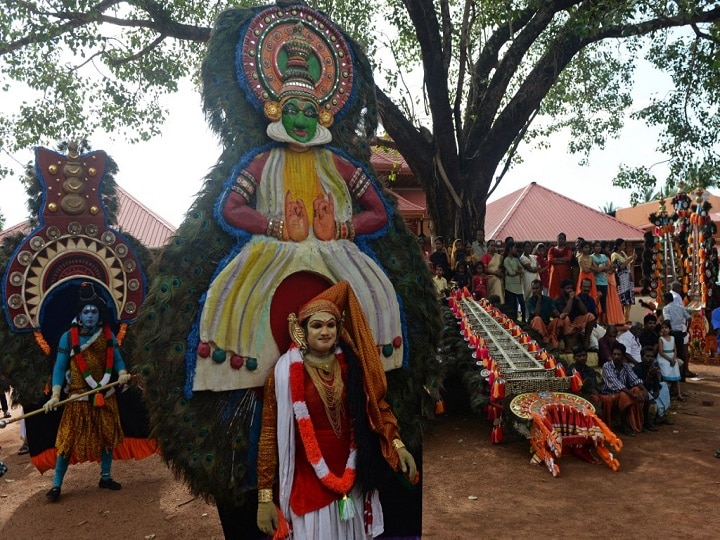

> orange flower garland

[{"left": 289, "top": 346, "right": 356, "bottom": 496}]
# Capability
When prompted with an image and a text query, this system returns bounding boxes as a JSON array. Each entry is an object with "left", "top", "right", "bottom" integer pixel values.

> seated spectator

[
  {"left": 432, "top": 265, "right": 448, "bottom": 299},
  {"left": 600, "top": 342, "right": 648, "bottom": 436},
  {"left": 577, "top": 277, "right": 598, "bottom": 318},
  {"left": 554, "top": 278, "right": 596, "bottom": 352},
  {"left": 634, "top": 346, "right": 672, "bottom": 428},
  {"left": 598, "top": 325, "right": 619, "bottom": 366},
  {"left": 526, "top": 279, "right": 561, "bottom": 349},
  {"left": 567, "top": 345, "right": 603, "bottom": 414},
  {"left": 616, "top": 322, "right": 643, "bottom": 364},
  {"left": 472, "top": 261, "right": 488, "bottom": 299},
  {"left": 451, "top": 260, "right": 471, "bottom": 290},
  {"left": 639, "top": 313, "right": 659, "bottom": 352}
]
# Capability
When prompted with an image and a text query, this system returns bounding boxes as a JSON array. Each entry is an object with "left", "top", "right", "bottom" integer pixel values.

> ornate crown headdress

[{"left": 238, "top": 5, "right": 354, "bottom": 128}]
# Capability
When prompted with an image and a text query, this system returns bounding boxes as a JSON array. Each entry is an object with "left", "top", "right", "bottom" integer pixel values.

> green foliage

[{"left": 2, "top": 1, "right": 720, "bottom": 236}]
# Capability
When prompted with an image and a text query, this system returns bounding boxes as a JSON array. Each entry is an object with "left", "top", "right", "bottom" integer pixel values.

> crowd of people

[
  {"left": 428, "top": 230, "right": 701, "bottom": 437},
  {"left": 430, "top": 232, "right": 638, "bottom": 350}
]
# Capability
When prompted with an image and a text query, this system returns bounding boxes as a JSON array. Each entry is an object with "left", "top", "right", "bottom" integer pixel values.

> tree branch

[{"left": 1, "top": 0, "right": 210, "bottom": 57}]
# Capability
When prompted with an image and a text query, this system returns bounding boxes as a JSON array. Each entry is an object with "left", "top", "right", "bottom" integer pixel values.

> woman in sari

[
  {"left": 603, "top": 241, "right": 626, "bottom": 326},
  {"left": 481, "top": 240, "right": 505, "bottom": 304},
  {"left": 611, "top": 238, "right": 637, "bottom": 322}
]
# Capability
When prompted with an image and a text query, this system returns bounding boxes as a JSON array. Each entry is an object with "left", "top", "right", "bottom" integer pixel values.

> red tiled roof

[
  {"left": 615, "top": 192, "right": 720, "bottom": 231},
  {"left": 0, "top": 185, "right": 176, "bottom": 249},
  {"left": 485, "top": 182, "right": 645, "bottom": 243},
  {"left": 115, "top": 186, "right": 175, "bottom": 248},
  {"left": 386, "top": 190, "right": 426, "bottom": 217}
]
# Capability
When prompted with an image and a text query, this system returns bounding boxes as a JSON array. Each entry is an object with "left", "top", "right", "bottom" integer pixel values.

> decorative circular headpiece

[{"left": 239, "top": 4, "right": 354, "bottom": 126}]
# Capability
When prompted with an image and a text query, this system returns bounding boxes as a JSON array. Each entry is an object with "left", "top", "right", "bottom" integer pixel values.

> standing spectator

[
  {"left": 576, "top": 241, "right": 599, "bottom": 303},
  {"left": 602, "top": 241, "right": 626, "bottom": 326},
  {"left": 548, "top": 233, "right": 573, "bottom": 299},
  {"left": 712, "top": 304, "right": 720, "bottom": 355},
  {"left": 432, "top": 265, "right": 449, "bottom": 299},
  {"left": 600, "top": 342, "right": 648, "bottom": 436},
  {"left": 503, "top": 241, "right": 526, "bottom": 322},
  {"left": 449, "top": 239, "right": 465, "bottom": 271},
  {"left": 571, "top": 237, "right": 585, "bottom": 291},
  {"left": 670, "top": 281, "right": 684, "bottom": 306},
  {"left": 533, "top": 243, "right": 550, "bottom": 295},
  {"left": 611, "top": 238, "right": 636, "bottom": 322},
  {"left": 0, "top": 380, "right": 10, "bottom": 419},
  {"left": 656, "top": 320, "right": 685, "bottom": 400},
  {"left": 430, "top": 236, "right": 450, "bottom": 272},
  {"left": 451, "top": 260, "right": 471, "bottom": 290},
  {"left": 662, "top": 292, "right": 691, "bottom": 380},
  {"left": 472, "top": 261, "right": 488, "bottom": 300},
  {"left": 639, "top": 313, "right": 659, "bottom": 352},
  {"left": 464, "top": 240, "right": 479, "bottom": 266},
  {"left": 472, "top": 229, "right": 487, "bottom": 260},
  {"left": 591, "top": 240, "right": 610, "bottom": 322},
  {"left": 481, "top": 240, "right": 505, "bottom": 303},
  {"left": 519, "top": 241, "right": 539, "bottom": 300}
]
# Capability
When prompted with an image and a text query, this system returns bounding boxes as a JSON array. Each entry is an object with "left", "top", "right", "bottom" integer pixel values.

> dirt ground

[{"left": 1, "top": 365, "right": 719, "bottom": 539}]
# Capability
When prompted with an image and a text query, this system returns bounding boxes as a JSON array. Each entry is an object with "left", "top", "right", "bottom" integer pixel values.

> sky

[{"left": 0, "top": 45, "right": 694, "bottom": 231}]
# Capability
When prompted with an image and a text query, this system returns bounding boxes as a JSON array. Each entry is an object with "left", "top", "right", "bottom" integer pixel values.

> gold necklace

[
  {"left": 304, "top": 352, "right": 336, "bottom": 373},
  {"left": 303, "top": 354, "right": 344, "bottom": 437}
]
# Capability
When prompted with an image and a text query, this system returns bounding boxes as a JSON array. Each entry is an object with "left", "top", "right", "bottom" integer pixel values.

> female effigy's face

[
  {"left": 306, "top": 311, "right": 338, "bottom": 355},
  {"left": 281, "top": 98, "right": 318, "bottom": 143},
  {"left": 80, "top": 304, "right": 99, "bottom": 329}
]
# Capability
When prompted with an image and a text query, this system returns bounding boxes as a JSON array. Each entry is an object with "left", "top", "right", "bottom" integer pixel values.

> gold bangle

[
  {"left": 392, "top": 438, "right": 406, "bottom": 451},
  {"left": 258, "top": 489, "right": 273, "bottom": 503}
]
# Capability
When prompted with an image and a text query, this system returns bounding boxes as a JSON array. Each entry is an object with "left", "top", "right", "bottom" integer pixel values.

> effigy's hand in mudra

[
  {"left": 285, "top": 191, "right": 309, "bottom": 242},
  {"left": 312, "top": 192, "right": 335, "bottom": 241}
]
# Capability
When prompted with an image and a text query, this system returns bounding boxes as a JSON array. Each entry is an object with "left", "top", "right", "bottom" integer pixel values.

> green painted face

[{"left": 281, "top": 98, "right": 319, "bottom": 143}]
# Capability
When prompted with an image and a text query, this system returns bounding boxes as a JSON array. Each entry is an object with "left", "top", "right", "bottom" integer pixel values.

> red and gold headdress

[{"left": 239, "top": 4, "right": 354, "bottom": 128}]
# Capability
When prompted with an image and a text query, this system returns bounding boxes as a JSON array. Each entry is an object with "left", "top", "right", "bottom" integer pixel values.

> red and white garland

[
  {"left": 289, "top": 346, "right": 356, "bottom": 496},
  {"left": 70, "top": 324, "right": 114, "bottom": 390}
]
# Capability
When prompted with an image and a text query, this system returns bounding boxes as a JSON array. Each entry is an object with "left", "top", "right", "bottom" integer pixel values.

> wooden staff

[{"left": 0, "top": 378, "right": 130, "bottom": 429}]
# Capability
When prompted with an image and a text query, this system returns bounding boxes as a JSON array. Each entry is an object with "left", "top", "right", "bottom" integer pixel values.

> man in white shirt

[
  {"left": 472, "top": 229, "right": 487, "bottom": 259},
  {"left": 617, "top": 322, "right": 643, "bottom": 364},
  {"left": 662, "top": 291, "right": 692, "bottom": 379},
  {"left": 670, "top": 281, "right": 684, "bottom": 306}
]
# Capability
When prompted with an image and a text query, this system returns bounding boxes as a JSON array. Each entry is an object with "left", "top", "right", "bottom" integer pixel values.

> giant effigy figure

[{"left": 134, "top": 2, "right": 441, "bottom": 538}]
